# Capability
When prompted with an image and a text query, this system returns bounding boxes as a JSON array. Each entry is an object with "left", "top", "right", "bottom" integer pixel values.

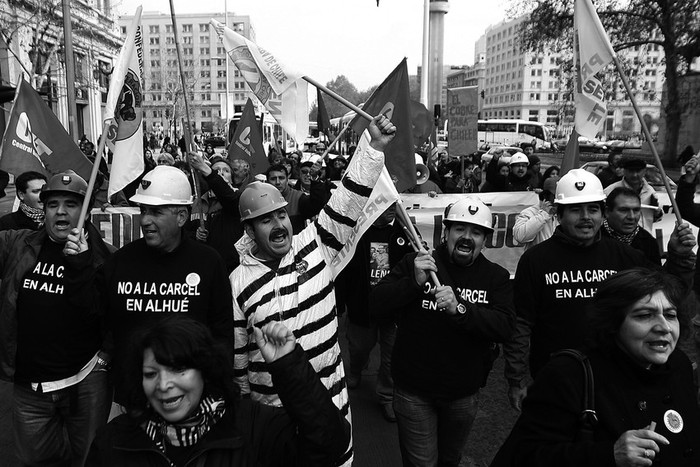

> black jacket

[
  {"left": 86, "top": 346, "right": 350, "bottom": 467},
  {"left": 370, "top": 245, "right": 515, "bottom": 398},
  {"left": 499, "top": 346, "right": 700, "bottom": 467}
]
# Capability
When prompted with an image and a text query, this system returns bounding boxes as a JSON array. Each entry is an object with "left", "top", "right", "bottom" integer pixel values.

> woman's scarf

[{"left": 142, "top": 396, "right": 226, "bottom": 455}]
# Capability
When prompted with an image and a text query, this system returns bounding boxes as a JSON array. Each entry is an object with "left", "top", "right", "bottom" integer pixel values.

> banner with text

[
  {"left": 447, "top": 86, "right": 478, "bottom": 156},
  {"left": 90, "top": 195, "right": 695, "bottom": 277}
]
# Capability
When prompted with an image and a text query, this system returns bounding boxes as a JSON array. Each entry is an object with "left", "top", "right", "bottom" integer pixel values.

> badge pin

[
  {"left": 397, "top": 237, "right": 405, "bottom": 246},
  {"left": 186, "top": 273, "right": 201, "bottom": 287},
  {"left": 664, "top": 409, "right": 684, "bottom": 434},
  {"left": 295, "top": 260, "right": 308, "bottom": 275},
  {"left": 574, "top": 181, "right": 586, "bottom": 191}
]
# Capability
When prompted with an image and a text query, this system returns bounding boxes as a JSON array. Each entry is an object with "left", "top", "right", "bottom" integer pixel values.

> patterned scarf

[
  {"left": 142, "top": 396, "right": 226, "bottom": 459},
  {"left": 19, "top": 202, "right": 44, "bottom": 228},
  {"left": 602, "top": 218, "right": 639, "bottom": 245}
]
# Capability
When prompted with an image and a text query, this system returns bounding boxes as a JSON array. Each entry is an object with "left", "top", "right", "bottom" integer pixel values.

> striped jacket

[{"left": 231, "top": 143, "right": 385, "bottom": 464}]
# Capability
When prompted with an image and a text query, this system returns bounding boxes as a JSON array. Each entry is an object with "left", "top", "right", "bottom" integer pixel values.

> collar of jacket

[{"left": 552, "top": 225, "right": 602, "bottom": 248}]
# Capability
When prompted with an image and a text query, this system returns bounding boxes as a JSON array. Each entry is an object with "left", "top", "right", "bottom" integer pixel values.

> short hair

[
  {"left": 120, "top": 317, "right": 238, "bottom": 420},
  {"left": 556, "top": 201, "right": 605, "bottom": 219},
  {"left": 586, "top": 268, "right": 689, "bottom": 350},
  {"left": 266, "top": 163, "right": 288, "bottom": 178},
  {"left": 16, "top": 171, "right": 47, "bottom": 194},
  {"left": 606, "top": 152, "right": 619, "bottom": 165},
  {"left": 606, "top": 187, "right": 640, "bottom": 211}
]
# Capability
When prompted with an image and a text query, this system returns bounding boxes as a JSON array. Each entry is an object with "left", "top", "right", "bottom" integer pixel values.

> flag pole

[
  {"left": 319, "top": 124, "right": 350, "bottom": 160},
  {"left": 168, "top": 0, "right": 204, "bottom": 226},
  {"left": 307, "top": 74, "right": 439, "bottom": 284},
  {"left": 76, "top": 121, "right": 111, "bottom": 233},
  {"left": 303, "top": 76, "right": 373, "bottom": 122},
  {"left": 394, "top": 199, "right": 442, "bottom": 287},
  {"left": 611, "top": 55, "right": 682, "bottom": 224}
]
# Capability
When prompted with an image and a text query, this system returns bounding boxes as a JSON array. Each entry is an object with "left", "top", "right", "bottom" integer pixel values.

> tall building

[
  {"left": 0, "top": 0, "right": 121, "bottom": 142},
  {"left": 478, "top": 16, "right": 665, "bottom": 138},
  {"left": 118, "top": 11, "right": 257, "bottom": 137}
]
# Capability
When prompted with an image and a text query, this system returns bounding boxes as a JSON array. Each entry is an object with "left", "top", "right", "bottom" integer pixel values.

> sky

[{"left": 113, "top": 0, "right": 510, "bottom": 91}]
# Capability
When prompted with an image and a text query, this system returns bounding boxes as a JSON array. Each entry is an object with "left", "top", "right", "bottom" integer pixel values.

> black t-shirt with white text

[{"left": 15, "top": 239, "right": 101, "bottom": 382}]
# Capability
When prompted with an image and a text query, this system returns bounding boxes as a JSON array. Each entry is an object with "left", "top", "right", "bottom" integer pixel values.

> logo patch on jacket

[{"left": 295, "top": 260, "right": 308, "bottom": 275}]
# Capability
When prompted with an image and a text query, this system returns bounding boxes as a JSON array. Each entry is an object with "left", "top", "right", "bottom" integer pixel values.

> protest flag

[
  {"left": 317, "top": 87, "right": 332, "bottom": 140},
  {"left": 349, "top": 59, "right": 415, "bottom": 193},
  {"left": 228, "top": 98, "right": 268, "bottom": 174},
  {"left": 572, "top": 0, "right": 615, "bottom": 140},
  {"left": 410, "top": 100, "right": 434, "bottom": 150},
  {"left": 211, "top": 19, "right": 309, "bottom": 145},
  {"left": 331, "top": 130, "right": 400, "bottom": 276},
  {"left": 0, "top": 78, "right": 92, "bottom": 180},
  {"left": 561, "top": 0, "right": 615, "bottom": 175},
  {"left": 105, "top": 6, "right": 145, "bottom": 199}
]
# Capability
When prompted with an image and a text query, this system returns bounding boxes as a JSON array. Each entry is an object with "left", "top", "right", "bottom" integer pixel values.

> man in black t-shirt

[{"left": 0, "top": 170, "right": 114, "bottom": 466}]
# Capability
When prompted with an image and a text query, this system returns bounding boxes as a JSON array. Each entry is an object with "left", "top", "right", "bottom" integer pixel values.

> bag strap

[{"left": 551, "top": 349, "right": 598, "bottom": 434}]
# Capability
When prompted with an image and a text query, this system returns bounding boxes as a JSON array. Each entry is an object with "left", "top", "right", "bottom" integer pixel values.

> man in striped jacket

[{"left": 230, "top": 115, "right": 396, "bottom": 466}]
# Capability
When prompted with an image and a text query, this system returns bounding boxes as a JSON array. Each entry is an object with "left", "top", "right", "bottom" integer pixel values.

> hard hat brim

[
  {"left": 554, "top": 194, "right": 606, "bottom": 205},
  {"left": 129, "top": 193, "right": 193, "bottom": 206},
  {"left": 240, "top": 200, "right": 289, "bottom": 221}
]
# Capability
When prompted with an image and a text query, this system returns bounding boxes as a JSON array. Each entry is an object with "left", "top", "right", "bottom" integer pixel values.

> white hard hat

[
  {"left": 130, "top": 166, "right": 193, "bottom": 206},
  {"left": 554, "top": 169, "right": 606, "bottom": 205},
  {"left": 509, "top": 152, "right": 529, "bottom": 166},
  {"left": 442, "top": 198, "right": 494, "bottom": 232}
]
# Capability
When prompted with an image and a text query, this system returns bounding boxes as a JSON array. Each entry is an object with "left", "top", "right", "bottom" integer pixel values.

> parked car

[{"left": 204, "top": 135, "right": 227, "bottom": 147}]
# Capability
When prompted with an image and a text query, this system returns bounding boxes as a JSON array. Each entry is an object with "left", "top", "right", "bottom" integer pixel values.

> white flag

[
  {"left": 105, "top": 6, "right": 145, "bottom": 198},
  {"left": 331, "top": 131, "right": 401, "bottom": 276},
  {"left": 573, "top": 0, "right": 616, "bottom": 139},
  {"left": 211, "top": 19, "right": 309, "bottom": 145}
]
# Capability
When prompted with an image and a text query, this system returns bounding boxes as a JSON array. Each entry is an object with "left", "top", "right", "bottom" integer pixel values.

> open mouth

[
  {"left": 647, "top": 340, "right": 671, "bottom": 351},
  {"left": 269, "top": 228, "right": 288, "bottom": 245},
  {"left": 159, "top": 395, "right": 184, "bottom": 410},
  {"left": 455, "top": 240, "right": 474, "bottom": 255}
]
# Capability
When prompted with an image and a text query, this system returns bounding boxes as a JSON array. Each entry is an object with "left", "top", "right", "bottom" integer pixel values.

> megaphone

[{"left": 415, "top": 153, "right": 430, "bottom": 185}]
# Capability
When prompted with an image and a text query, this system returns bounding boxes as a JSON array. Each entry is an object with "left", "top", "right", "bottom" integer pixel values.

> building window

[
  {"left": 200, "top": 35, "right": 210, "bottom": 43},
  {"left": 166, "top": 37, "right": 175, "bottom": 45},
  {"left": 183, "top": 47, "right": 193, "bottom": 55},
  {"left": 166, "top": 25, "right": 173, "bottom": 33},
  {"left": 200, "top": 59, "right": 210, "bottom": 66},
  {"left": 150, "top": 60, "right": 160, "bottom": 67},
  {"left": 149, "top": 25, "right": 159, "bottom": 34},
  {"left": 183, "top": 36, "right": 192, "bottom": 44},
  {"left": 182, "top": 24, "right": 192, "bottom": 33},
  {"left": 149, "top": 37, "right": 160, "bottom": 45},
  {"left": 200, "top": 48, "right": 210, "bottom": 55},
  {"left": 201, "top": 70, "right": 211, "bottom": 78},
  {"left": 199, "top": 24, "right": 209, "bottom": 32}
]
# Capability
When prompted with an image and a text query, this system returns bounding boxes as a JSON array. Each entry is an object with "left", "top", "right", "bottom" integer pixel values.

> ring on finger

[{"left": 643, "top": 449, "right": 652, "bottom": 459}]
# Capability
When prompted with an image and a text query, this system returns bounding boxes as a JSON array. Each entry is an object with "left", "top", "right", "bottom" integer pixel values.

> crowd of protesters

[{"left": 1, "top": 118, "right": 700, "bottom": 467}]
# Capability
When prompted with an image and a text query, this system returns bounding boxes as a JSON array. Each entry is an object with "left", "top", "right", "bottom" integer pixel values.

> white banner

[
  {"left": 91, "top": 194, "right": 696, "bottom": 276},
  {"left": 573, "top": 0, "right": 616, "bottom": 139}
]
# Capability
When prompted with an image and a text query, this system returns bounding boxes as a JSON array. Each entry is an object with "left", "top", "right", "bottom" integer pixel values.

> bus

[{"left": 477, "top": 119, "right": 553, "bottom": 151}]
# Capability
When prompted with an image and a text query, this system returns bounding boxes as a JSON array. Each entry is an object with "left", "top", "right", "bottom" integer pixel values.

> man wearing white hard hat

[
  {"left": 79, "top": 165, "right": 234, "bottom": 404},
  {"left": 370, "top": 198, "right": 515, "bottom": 466},
  {"left": 503, "top": 168, "right": 696, "bottom": 411},
  {"left": 230, "top": 115, "right": 396, "bottom": 466},
  {"left": 506, "top": 152, "right": 537, "bottom": 191}
]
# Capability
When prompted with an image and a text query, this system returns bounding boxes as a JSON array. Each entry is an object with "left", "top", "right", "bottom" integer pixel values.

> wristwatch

[{"left": 456, "top": 303, "right": 467, "bottom": 315}]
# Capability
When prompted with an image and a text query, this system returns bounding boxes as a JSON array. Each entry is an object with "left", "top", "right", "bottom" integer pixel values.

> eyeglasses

[{"left": 300, "top": 169, "right": 311, "bottom": 175}]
